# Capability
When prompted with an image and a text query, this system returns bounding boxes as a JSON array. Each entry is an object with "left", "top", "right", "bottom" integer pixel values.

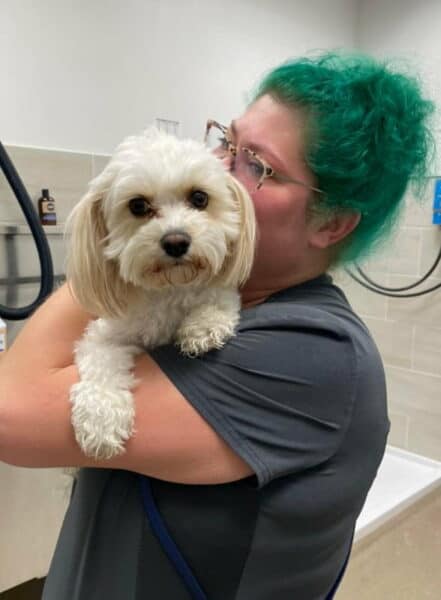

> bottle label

[
  {"left": 43, "top": 213, "right": 57, "bottom": 223},
  {"left": 41, "top": 200, "right": 55, "bottom": 214}
]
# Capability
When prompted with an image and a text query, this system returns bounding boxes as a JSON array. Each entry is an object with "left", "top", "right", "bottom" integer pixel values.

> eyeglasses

[{"left": 204, "top": 119, "right": 324, "bottom": 194}]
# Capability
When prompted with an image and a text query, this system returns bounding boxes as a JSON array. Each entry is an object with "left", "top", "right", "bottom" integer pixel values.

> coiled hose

[{"left": 0, "top": 141, "right": 54, "bottom": 320}]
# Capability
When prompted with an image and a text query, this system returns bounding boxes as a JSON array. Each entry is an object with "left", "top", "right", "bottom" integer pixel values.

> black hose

[
  {"left": 0, "top": 141, "right": 54, "bottom": 320},
  {"left": 345, "top": 242, "right": 441, "bottom": 297},
  {"left": 344, "top": 267, "right": 441, "bottom": 298},
  {"left": 352, "top": 243, "right": 441, "bottom": 293}
]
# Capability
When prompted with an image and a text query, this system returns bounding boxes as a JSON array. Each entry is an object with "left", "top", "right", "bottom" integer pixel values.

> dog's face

[
  {"left": 103, "top": 131, "right": 247, "bottom": 289},
  {"left": 66, "top": 128, "right": 256, "bottom": 317}
]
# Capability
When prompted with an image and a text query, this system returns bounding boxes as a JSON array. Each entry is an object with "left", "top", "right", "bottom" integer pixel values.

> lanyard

[
  {"left": 140, "top": 474, "right": 353, "bottom": 600},
  {"left": 139, "top": 476, "right": 208, "bottom": 600}
]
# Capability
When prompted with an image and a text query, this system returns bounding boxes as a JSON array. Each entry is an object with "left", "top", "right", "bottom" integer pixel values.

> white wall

[
  {"left": 0, "top": 0, "right": 357, "bottom": 154},
  {"left": 357, "top": 0, "right": 441, "bottom": 172}
]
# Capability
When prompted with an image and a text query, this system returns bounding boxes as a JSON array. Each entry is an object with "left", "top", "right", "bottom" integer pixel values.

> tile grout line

[
  {"left": 404, "top": 413, "right": 410, "bottom": 450},
  {"left": 385, "top": 362, "right": 441, "bottom": 380},
  {"left": 410, "top": 324, "right": 416, "bottom": 371}
]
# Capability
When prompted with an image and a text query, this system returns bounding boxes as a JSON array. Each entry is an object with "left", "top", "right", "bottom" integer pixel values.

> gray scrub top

[{"left": 43, "top": 274, "right": 389, "bottom": 599}]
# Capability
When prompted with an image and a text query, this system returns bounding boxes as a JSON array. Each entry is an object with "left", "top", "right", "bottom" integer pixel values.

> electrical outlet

[{"left": 155, "top": 118, "right": 180, "bottom": 137}]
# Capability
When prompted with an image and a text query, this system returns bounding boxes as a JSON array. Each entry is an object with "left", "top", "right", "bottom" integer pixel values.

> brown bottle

[{"left": 38, "top": 188, "right": 57, "bottom": 225}]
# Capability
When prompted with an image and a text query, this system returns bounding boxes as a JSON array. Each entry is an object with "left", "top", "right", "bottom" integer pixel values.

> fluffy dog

[{"left": 65, "top": 127, "right": 256, "bottom": 460}]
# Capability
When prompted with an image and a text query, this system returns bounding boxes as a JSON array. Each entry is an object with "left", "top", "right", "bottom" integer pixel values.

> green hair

[{"left": 252, "top": 50, "right": 435, "bottom": 264}]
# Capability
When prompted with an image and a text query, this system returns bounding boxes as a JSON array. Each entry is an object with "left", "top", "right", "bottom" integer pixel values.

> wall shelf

[{"left": 0, "top": 222, "right": 66, "bottom": 236}]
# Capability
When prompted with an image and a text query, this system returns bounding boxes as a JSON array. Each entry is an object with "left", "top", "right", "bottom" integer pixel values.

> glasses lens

[
  {"left": 205, "top": 123, "right": 230, "bottom": 156},
  {"left": 233, "top": 148, "right": 265, "bottom": 190}
]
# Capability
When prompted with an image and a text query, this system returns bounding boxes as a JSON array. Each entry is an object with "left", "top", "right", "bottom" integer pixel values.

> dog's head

[{"left": 65, "top": 127, "right": 256, "bottom": 317}]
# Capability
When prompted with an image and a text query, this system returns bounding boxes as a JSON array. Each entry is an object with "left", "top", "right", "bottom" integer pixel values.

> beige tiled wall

[
  {"left": 0, "top": 463, "right": 72, "bottom": 592},
  {"left": 0, "top": 145, "right": 110, "bottom": 590},
  {"left": 333, "top": 181, "right": 441, "bottom": 462},
  {"left": 0, "top": 144, "right": 109, "bottom": 225},
  {"left": 1, "top": 147, "right": 440, "bottom": 464},
  {"left": 0, "top": 144, "right": 440, "bottom": 589},
  {"left": 335, "top": 486, "right": 441, "bottom": 600},
  {"left": 0, "top": 145, "right": 110, "bottom": 345}
]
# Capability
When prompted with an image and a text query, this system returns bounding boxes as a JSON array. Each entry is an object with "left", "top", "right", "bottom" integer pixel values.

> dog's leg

[
  {"left": 176, "top": 289, "right": 241, "bottom": 356},
  {"left": 69, "top": 318, "right": 142, "bottom": 460}
]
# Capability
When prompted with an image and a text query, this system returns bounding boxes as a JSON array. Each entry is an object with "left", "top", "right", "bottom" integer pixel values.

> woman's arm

[{"left": 0, "top": 283, "right": 253, "bottom": 484}]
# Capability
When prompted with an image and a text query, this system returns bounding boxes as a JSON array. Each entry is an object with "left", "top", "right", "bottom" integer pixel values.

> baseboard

[{"left": 0, "top": 578, "right": 46, "bottom": 599}]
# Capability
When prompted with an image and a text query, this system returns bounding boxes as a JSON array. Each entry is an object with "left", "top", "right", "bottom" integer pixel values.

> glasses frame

[{"left": 205, "top": 119, "right": 324, "bottom": 194}]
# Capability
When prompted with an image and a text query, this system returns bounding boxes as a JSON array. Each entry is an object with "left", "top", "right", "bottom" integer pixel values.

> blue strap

[{"left": 139, "top": 475, "right": 208, "bottom": 600}]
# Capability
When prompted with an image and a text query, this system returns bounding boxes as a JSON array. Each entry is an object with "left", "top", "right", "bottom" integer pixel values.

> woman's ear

[{"left": 308, "top": 211, "right": 361, "bottom": 250}]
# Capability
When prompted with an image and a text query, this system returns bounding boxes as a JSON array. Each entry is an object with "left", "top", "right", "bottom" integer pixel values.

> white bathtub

[{"left": 354, "top": 445, "right": 441, "bottom": 542}]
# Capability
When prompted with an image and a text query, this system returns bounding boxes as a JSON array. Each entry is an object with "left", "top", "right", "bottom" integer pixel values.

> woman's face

[{"left": 228, "top": 94, "right": 321, "bottom": 292}]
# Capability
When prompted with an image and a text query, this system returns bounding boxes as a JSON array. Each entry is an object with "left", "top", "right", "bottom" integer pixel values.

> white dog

[{"left": 65, "top": 127, "right": 256, "bottom": 460}]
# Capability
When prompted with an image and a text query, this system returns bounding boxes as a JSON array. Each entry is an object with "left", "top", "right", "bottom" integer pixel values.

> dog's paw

[
  {"left": 70, "top": 381, "right": 135, "bottom": 460},
  {"left": 177, "top": 322, "right": 236, "bottom": 357}
]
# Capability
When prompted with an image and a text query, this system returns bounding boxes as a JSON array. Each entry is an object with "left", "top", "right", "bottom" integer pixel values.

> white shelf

[{"left": 0, "top": 222, "right": 65, "bottom": 235}]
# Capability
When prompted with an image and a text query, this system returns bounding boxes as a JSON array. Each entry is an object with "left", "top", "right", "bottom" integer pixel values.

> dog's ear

[
  {"left": 221, "top": 176, "right": 257, "bottom": 288},
  {"left": 65, "top": 169, "right": 135, "bottom": 318}
]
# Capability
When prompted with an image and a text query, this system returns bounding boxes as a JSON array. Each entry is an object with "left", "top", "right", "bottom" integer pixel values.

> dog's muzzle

[{"left": 160, "top": 230, "right": 191, "bottom": 258}]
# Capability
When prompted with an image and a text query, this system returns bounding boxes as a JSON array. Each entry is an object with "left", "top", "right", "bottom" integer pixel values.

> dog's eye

[
  {"left": 189, "top": 190, "right": 209, "bottom": 210},
  {"left": 128, "top": 197, "right": 153, "bottom": 217}
]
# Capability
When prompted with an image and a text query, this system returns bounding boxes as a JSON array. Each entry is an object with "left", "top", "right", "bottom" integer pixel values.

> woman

[{"left": 0, "top": 51, "right": 434, "bottom": 599}]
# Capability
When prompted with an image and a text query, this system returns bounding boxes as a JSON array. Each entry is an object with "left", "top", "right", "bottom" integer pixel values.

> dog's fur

[{"left": 66, "top": 128, "right": 256, "bottom": 460}]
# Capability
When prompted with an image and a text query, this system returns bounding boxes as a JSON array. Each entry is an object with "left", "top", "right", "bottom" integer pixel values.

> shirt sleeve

[{"left": 149, "top": 302, "right": 358, "bottom": 488}]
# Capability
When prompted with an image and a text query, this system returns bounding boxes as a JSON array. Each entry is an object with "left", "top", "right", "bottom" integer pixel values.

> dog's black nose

[{"left": 160, "top": 231, "right": 191, "bottom": 258}]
